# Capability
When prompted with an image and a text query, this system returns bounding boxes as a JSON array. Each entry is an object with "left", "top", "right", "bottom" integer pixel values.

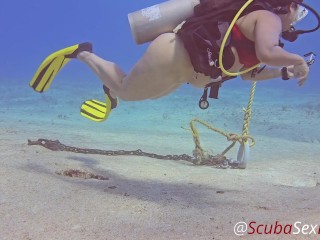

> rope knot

[{"left": 227, "top": 133, "right": 241, "bottom": 142}]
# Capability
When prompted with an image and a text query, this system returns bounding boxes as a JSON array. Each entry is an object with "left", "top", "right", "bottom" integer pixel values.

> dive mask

[
  {"left": 282, "top": 1, "right": 320, "bottom": 42},
  {"left": 292, "top": 5, "right": 308, "bottom": 25}
]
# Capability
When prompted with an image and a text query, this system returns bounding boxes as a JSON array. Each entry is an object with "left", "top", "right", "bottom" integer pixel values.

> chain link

[{"left": 27, "top": 139, "right": 242, "bottom": 168}]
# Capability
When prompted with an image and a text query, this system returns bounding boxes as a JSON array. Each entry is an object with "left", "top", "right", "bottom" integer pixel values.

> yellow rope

[
  {"left": 187, "top": 82, "right": 257, "bottom": 165},
  {"left": 242, "top": 81, "right": 257, "bottom": 146},
  {"left": 186, "top": 0, "right": 262, "bottom": 164}
]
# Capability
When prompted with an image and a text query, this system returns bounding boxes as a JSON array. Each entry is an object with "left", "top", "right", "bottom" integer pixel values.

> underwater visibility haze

[{"left": 0, "top": 0, "right": 320, "bottom": 239}]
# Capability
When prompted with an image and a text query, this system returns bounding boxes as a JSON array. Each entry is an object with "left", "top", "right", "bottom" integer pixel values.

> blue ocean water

[{"left": 0, "top": 0, "right": 319, "bottom": 156}]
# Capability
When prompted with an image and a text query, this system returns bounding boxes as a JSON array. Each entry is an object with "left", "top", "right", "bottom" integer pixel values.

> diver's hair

[
  {"left": 265, "top": 0, "right": 302, "bottom": 14},
  {"left": 266, "top": 0, "right": 303, "bottom": 7},
  {"left": 195, "top": 0, "right": 303, "bottom": 15},
  {"left": 194, "top": 0, "right": 303, "bottom": 18}
]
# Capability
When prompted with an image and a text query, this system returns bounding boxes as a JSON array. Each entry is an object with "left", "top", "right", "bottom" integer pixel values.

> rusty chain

[{"left": 27, "top": 139, "right": 242, "bottom": 169}]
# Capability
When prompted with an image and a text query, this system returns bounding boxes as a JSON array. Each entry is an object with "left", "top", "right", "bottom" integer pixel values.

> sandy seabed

[{"left": 1, "top": 80, "right": 320, "bottom": 240}]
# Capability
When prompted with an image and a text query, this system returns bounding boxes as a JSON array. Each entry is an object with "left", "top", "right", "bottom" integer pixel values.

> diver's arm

[
  {"left": 254, "top": 10, "right": 309, "bottom": 85},
  {"left": 242, "top": 65, "right": 297, "bottom": 81},
  {"left": 254, "top": 11, "right": 305, "bottom": 67},
  {"left": 241, "top": 66, "right": 282, "bottom": 81}
]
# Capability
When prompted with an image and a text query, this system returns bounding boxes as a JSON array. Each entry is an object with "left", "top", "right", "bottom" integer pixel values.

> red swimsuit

[{"left": 231, "top": 24, "right": 260, "bottom": 68}]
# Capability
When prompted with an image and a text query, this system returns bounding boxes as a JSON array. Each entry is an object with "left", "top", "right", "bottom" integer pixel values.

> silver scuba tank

[{"left": 128, "top": 0, "right": 200, "bottom": 44}]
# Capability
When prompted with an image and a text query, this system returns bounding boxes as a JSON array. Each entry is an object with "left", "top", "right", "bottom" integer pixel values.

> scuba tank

[
  {"left": 128, "top": 0, "right": 200, "bottom": 44},
  {"left": 128, "top": 0, "right": 320, "bottom": 45}
]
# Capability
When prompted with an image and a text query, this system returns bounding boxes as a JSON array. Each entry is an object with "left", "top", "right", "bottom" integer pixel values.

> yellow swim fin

[
  {"left": 80, "top": 86, "right": 118, "bottom": 122},
  {"left": 29, "top": 42, "right": 92, "bottom": 93}
]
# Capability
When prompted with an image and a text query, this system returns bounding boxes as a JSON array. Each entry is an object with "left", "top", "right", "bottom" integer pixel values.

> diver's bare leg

[
  {"left": 77, "top": 52, "right": 126, "bottom": 97},
  {"left": 77, "top": 33, "right": 193, "bottom": 101}
]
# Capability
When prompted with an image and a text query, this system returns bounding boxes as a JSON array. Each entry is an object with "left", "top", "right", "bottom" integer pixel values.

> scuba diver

[{"left": 30, "top": 0, "right": 319, "bottom": 122}]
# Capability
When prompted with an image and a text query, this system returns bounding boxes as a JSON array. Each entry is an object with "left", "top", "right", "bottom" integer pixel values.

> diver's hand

[
  {"left": 286, "top": 65, "right": 295, "bottom": 78},
  {"left": 293, "top": 60, "right": 309, "bottom": 86}
]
